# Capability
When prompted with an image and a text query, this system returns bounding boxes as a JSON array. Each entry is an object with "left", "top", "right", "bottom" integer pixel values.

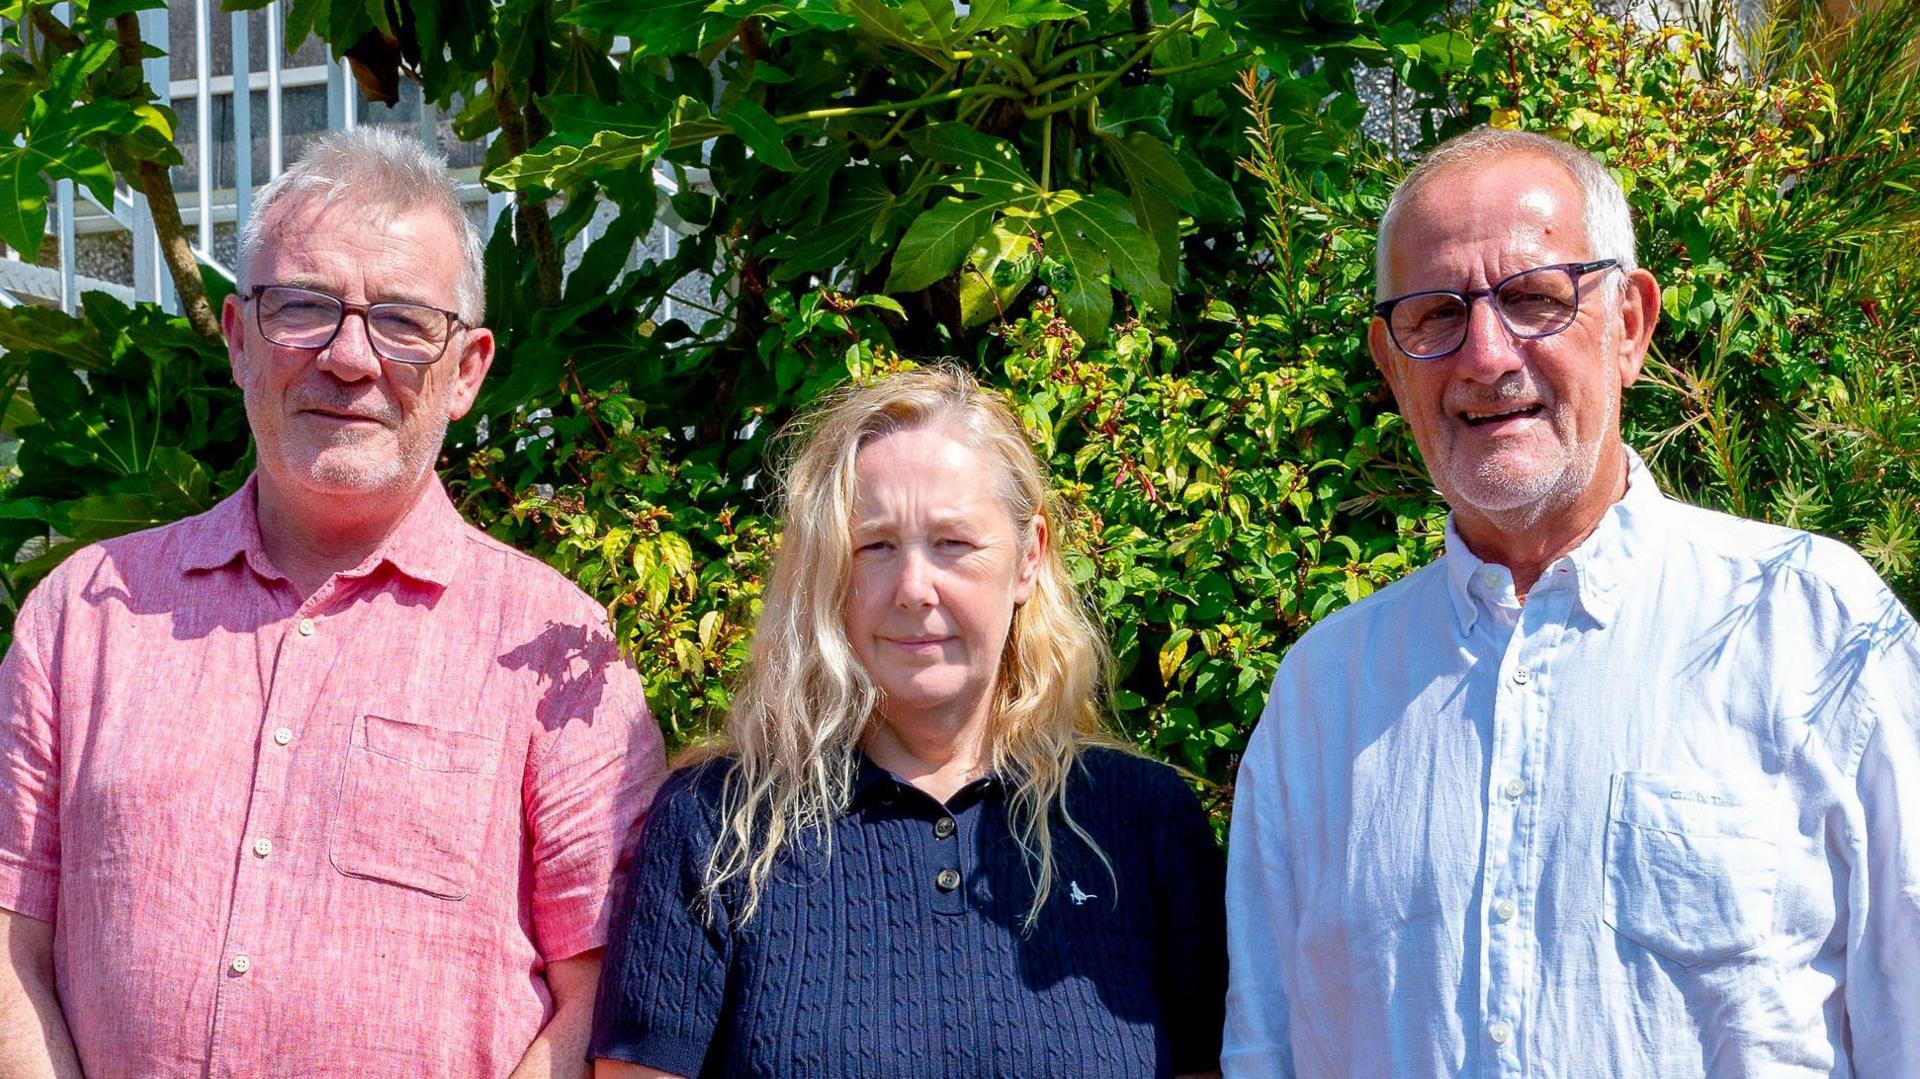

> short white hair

[
  {"left": 1375, "top": 127, "right": 1637, "bottom": 300},
  {"left": 237, "top": 127, "right": 486, "bottom": 323}
]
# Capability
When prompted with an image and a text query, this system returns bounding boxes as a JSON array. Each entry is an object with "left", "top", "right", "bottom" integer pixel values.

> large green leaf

[
  {"left": 1031, "top": 188, "right": 1168, "bottom": 335},
  {"left": 540, "top": 94, "right": 667, "bottom": 141},
  {"left": 956, "top": 0, "right": 1086, "bottom": 33},
  {"left": 0, "top": 147, "right": 49, "bottom": 260},
  {"left": 957, "top": 222, "right": 1036, "bottom": 327},
  {"left": 765, "top": 170, "right": 896, "bottom": 279},
  {"left": 1104, "top": 132, "right": 1193, "bottom": 279},
  {"left": 65, "top": 492, "right": 172, "bottom": 542},
  {"left": 719, "top": 99, "right": 800, "bottom": 172},
  {"left": 911, "top": 124, "right": 1037, "bottom": 203},
  {"left": 839, "top": 0, "right": 957, "bottom": 63},
  {"left": 488, "top": 126, "right": 670, "bottom": 196},
  {"left": 886, "top": 196, "right": 1003, "bottom": 292},
  {"left": 563, "top": 0, "right": 701, "bottom": 41}
]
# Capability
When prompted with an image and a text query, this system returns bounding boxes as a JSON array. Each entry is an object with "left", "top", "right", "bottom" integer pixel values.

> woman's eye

[{"left": 854, "top": 540, "right": 891, "bottom": 554}]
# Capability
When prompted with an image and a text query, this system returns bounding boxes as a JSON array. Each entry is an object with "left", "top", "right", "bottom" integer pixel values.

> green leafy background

[{"left": 1, "top": 0, "right": 1916, "bottom": 817}]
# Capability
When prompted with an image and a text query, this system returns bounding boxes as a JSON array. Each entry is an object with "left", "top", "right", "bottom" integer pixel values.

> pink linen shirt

[{"left": 0, "top": 475, "right": 668, "bottom": 1078}]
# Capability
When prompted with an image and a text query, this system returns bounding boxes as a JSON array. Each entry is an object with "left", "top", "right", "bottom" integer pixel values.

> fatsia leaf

[
  {"left": 765, "top": 169, "right": 894, "bottom": 279},
  {"left": 488, "top": 126, "right": 670, "bottom": 197},
  {"left": 666, "top": 96, "right": 730, "bottom": 152},
  {"left": 145, "top": 446, "right": 213, "bottom": 511},
  {"left": 838, "top": 0, "right": 954, "bottom": 67},
  {"left": 718, "top": 99, "right": 799, "bottom": 172},
  {"left": 1032, "top": 188, "right": 1168, "bottom": 337},
  {"left": 1104, "top": 132, "right": 1193, "bottom": 279},
  {"left": 956, "top": 0, "right": 1086, "bottom": 32},
  {"left": 1104, "top": 132, "right": 1194, "bottom": 208},
  {"left": 910, "top": 124, "right": 1038, "bottom": 204},
  {"left": 957, "top": 222, "right": 1036, "bottom": 327},
  {"left": 540, "top": 94, "right": 667, "bottom": 141},
  {"left": 0, "top": 147, "right": 49, "bottom": 260},
  {"left": 885, "top": 196, "right": 1001, "bottom": 293},
  {"left": 64, "top": 492, "right": 172, "bottom": 542},
  {"left": 564, "top": 0, "right": 725, "bottom": 54},
  {"left": 1093, "top": 84, "right": 1174, "bottom": 140}
]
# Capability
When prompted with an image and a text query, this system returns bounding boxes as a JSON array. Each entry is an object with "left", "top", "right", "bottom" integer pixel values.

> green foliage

[
  {"left": 0, "top": 3, "right": 182, "bottom": 259},
  {"left": 0, "top": 293, "right": 247, "bottom": 625},
  {"left": 0, "top": 0, "right": 1916, "bottom": 807}
]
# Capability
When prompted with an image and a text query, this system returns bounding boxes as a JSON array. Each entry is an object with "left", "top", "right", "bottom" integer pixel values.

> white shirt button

[
  {"left": 296, "top": 617, "right": 315, "bottom": 636},
  {"left": 252, "top": 838, "right": 273, "bottom": 858},
  {"left": 230, "top": 954, "right": 251, "bottom": 974},
  {"left": 1503, "top": 777, "right": 1526, "bottom": 799},
  {"left": 1480, "top": 567, "right": 1501, "bottom": 588},
  {"left": 1494, "top": 898, "right": 1517, "bottom": 922},
  {"left": 1512, "top": 667, "right": 1532, "bottom": 685},
  {"left": 1489, "top": 1020, "right": 1512, "bottom": 1045},
  {"left": 273, "top": 727, "right": 293, "bottom": 746}
]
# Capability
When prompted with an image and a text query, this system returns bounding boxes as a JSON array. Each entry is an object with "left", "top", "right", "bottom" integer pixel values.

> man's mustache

[
  {"left": 1444, "top": 376, "right": 1552, "bottom": 414},
  {"left": 287, "top": 387, "right": 399, "bottom": 426}
]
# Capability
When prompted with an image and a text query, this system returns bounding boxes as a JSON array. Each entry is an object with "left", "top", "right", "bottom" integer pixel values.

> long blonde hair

[{"left": 697, "top": 365, "right": 1117, "bottom": 926}]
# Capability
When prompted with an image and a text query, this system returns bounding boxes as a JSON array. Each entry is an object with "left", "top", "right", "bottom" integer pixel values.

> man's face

[
  {"left": 222, "top": 196, "right": 493, "bottom": 513},
  {"left": 1369, "top": 156, "right": 1654, "bottom": 529}
]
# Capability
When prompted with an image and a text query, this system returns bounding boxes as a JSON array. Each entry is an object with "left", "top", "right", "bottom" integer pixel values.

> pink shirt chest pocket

[{"left": 329, "top": 714, "right": 504, "bottom": 900}]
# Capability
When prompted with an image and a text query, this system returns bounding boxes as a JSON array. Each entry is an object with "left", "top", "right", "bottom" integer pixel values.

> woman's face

[{"left": 842, "top": 424, "right": 1043, "bottom": 734}]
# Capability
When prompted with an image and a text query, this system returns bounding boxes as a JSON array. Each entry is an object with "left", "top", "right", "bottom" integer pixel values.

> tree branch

[
  {"left": 492, "top": 79, "right": 562, "bottom": 308},
  {"left": 28, "top": 6, "right": 84, "bottom": 54},
  {"left": 113, "top": 13, "right": 220, "bottom": 343}
]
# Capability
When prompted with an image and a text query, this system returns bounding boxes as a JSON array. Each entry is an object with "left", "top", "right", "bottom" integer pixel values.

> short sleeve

[
  {"left": 588, "top": 767, "right": 732, "bottom": 1075},
  {"left": 0, "top": 581, "right": 63, "bottom": 920},
  {"left": 1148, "top": 766, "right": 1227, "bottom": 1074},
  {"left": 523, "top": 620, "right": 669, "bottom": 961}
]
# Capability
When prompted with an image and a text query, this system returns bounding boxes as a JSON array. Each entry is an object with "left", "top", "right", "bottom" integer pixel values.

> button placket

[{"left": 211, "top": 607, "right": 326, "bottom": 1072}]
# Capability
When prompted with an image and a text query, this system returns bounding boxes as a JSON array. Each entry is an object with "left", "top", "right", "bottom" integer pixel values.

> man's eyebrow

[{"left": 267, "top": 276, "right": 447, "bottom": 307}]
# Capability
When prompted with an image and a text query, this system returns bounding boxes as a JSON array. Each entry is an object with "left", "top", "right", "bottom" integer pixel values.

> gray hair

[
  {"left": 1375, "top": 127, "right": 1637, "bottom": 300},
  {"left": 237, "top": 127, "right": 486, "bottom": 323}
]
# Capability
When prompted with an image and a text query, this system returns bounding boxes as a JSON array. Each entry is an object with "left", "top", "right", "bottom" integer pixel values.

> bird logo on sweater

[{"left": 1068, "top": 881, "right": 1097, "bottom": 905}]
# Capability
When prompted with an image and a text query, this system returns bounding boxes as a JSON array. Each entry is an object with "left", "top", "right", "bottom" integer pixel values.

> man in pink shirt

[{"left": 0, "top": 128, "right": 666, "bottom": 1077}]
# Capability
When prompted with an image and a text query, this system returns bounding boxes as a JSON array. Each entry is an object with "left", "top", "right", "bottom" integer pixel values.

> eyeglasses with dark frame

[
  {"left": 246, "top": 284, "right": 466, "bottom": 366},
  {"left": 1372, "top": 259, "right": 1620, "bottom": 361}
]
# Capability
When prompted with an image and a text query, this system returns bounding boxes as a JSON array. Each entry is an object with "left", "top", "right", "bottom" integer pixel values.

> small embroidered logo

[{"left": 1068, "top": 880, "right": 1097, "bottom": 905}]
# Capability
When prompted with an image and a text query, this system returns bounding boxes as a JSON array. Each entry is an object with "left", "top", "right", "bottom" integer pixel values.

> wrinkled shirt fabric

[
  {"left": 0, "top": 476, "right": 667, "bottom": 1078},
  {"left": 1224, "top": 451, "right": 1920, "bottom": 1077}
]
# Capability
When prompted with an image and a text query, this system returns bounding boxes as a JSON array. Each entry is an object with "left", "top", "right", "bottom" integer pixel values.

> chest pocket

[
  {"left": 329, "top": 714, "right": 501, "bottom": 900},
  {"left": 1603, "top": 771, "right": 1779, "bottom": 967}
]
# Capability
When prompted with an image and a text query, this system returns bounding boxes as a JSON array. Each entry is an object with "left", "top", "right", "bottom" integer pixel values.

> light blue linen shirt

[{"left": 1224, "top": 451, "right": 1920, "bottom": 1077}]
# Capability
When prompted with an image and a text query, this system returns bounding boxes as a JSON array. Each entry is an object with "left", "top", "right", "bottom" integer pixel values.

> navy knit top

[{"left": 589, "top": 746, "right": 1226, "bottom": 1078}]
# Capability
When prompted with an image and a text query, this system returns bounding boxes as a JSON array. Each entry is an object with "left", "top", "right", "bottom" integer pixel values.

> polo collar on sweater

[
  {"left": 178, "top": 472, "right": 465, "bottom": 590},
  {"left": 1442, "top": 447, "right": 1666, "bottom": 638},
  {"left": 847, "top": 749, "right": 1003, "bottom": 812}
]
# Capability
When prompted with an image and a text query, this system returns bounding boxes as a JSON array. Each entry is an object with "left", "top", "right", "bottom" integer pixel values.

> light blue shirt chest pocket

[{"left": 1603, "top": 771, "right": 1781, "bottom": 967}]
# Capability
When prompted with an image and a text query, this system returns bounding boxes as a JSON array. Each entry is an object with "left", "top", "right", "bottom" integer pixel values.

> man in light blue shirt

[{"left": 1223, "top": 127, "right": 1920, "bottom": 1076}]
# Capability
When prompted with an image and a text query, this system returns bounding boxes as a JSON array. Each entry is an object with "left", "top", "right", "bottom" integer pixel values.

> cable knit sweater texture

[{"left": 590, "top": 746, "right": 1227, "bottom": 1078}]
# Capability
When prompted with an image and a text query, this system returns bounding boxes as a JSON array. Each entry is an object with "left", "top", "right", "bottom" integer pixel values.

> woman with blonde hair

[{"left": 589, "top": 366, "right": 1226, "bottom": 1078}]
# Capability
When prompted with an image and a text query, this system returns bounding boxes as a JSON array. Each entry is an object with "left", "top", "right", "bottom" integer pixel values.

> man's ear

[
  {"left": 1613, "top": 268, "right": 1660, "bottom": 390},
  {"left": 222, "top": 293, "right": 251, "bottom": 384},
  {"left": 443, "top": 326, "right": 496, "bottom": 421}
]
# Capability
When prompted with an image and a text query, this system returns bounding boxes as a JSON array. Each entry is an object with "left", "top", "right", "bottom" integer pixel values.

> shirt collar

[
  {"left": 178, "top": 472, "right": 465, "bottom": 590},
  {"left": 1442, "top": 447, "right": 1665, "bottom": 637},
  {"left": 846, "top": 748, "right": 1003, "bottom": 810}
]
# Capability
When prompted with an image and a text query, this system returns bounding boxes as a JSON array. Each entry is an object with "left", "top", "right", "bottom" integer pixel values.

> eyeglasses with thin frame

[
  {"left": 246, "top": 284, "right": 466, "bottom": 366},
  {"left": 1372, "top": 259, "right": 1620, "bottom": 361}
]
